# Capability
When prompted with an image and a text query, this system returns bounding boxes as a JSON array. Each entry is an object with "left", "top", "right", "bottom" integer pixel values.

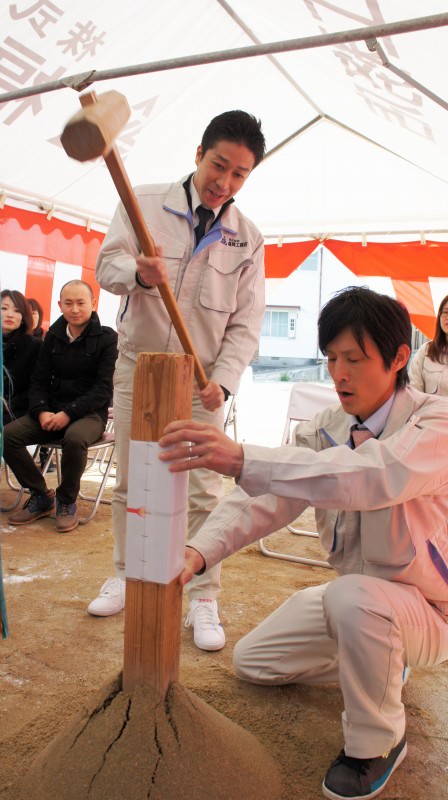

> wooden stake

[{"left": 123, "top": 352, "right": 193, "bottom": 695}]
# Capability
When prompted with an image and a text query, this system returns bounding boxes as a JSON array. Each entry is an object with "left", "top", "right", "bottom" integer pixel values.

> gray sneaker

[
  {"left": 55, "top": 500, "right": 78, "bottom": 533},
  {"left": 8, "top": 489, "right": 55, "bottom": 525}
]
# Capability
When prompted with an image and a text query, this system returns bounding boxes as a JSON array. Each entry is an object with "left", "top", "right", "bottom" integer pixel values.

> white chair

[
  {"left": 258, "top": 382, "right": 337, "bottom": 568},
  {"left": 1, "top": 445, "right": 41, "bottom": 511},
  {"left": 39, "top": 426, "right": 116, "bottom": 524},
  {"left": 1, "top": 462, "right": 25, "bottom": 511}
]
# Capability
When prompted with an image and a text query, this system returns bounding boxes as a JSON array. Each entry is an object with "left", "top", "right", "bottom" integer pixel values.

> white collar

[
  {"left": 190, "top": 178, "right": 220, "bottom": 220},
  {"left": 349, "top": 391, "right": 395, "bottom": 437}
]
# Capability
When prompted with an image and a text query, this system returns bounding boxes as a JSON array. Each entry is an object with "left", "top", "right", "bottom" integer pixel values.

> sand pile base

[{"left": 13, "top": 674, "right": 282, "bottom": 800}]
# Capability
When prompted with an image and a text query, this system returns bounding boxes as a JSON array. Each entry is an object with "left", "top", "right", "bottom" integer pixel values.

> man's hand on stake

[
  {"left": 178, "top": 547, "right": 206, "bottom": 587},
  {"left": 159, "top": 419, "right": 244, "bottom": 479}
]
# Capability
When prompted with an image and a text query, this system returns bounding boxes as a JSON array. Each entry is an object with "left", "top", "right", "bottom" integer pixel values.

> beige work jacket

[
  {"left": 190, "top": 386, "right": 448, "bottom": 617},
  {"left": 96, "top": 177, "right": 265, "bottom": 395}
]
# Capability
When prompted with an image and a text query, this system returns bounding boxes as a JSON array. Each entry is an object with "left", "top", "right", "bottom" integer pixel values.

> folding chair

[
  {"left": 1, "top": 415, "right": 116, "bottom": 521},
  {"left": 39, "top": 425, "right": 116, "bottom": 524},
  {"left": 224, "top": 394, "right": 238, "bottom": 441},
  {"left": 1, "top": 462, "right": 25, "bottom": 512},
  {"left": 1, "top": 445, "right": 40, "bottom": 512},
  {"left": 258, "top": 382, "right": 337, "bottom": 568}
]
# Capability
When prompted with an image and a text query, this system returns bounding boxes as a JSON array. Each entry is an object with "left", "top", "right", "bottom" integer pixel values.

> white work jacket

[
  {"left": 96, "top": 177, "right": 265, "bottom": 395},
  {"left": 409, "top": 341, "right": 448, "bottom": 396},
  {"left": 189, "top": 386, "right": 448, "bottom": 618}
]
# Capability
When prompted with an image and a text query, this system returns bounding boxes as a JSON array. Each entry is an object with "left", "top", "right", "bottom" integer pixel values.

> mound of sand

[{"left": 14, "top": 674, "right": 282, "bottom": 800}]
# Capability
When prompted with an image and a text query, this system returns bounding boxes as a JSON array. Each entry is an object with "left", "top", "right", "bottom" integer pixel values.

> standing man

[
  {"left": 88, "top": 110, "right": 266, "bottom": 652},
  {"left": 5, "top": 280, "right": 117, "bottom": 533},
  {"left": 160, "top": 287, "right": 448, "bottom": 799}
]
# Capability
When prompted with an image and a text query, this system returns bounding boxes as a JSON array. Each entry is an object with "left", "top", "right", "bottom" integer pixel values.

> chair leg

[
  {"left": 97, "top": 445, "right": 113, "bottom": 474},
  {"left": 1, "top": 464, "right": 25, "bottom": 512},
  {"left": 287, "top": 524, "right": 319, "bottom": 538},
  {"left": 78, "top": 445, "right": 115, "bottom": 524},
  {"left": 28, "top": 439, "right": 116, "bottom": 525},
  {"left": 1, "top": 487, "right": 24, "bottom": 513},
  {"left": 258, "top": 536, "right": 331, "bottom": 568},
  {"left": 224, "top": 397, "right": 238, "bottom": 441},
  {"left": 37, "top": 446, "right": 58, "bottom": 478}
]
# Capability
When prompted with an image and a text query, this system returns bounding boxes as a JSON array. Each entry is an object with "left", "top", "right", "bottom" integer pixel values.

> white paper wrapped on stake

[{"left": 125, "top": 440, "right": 188, "bottom": 584}]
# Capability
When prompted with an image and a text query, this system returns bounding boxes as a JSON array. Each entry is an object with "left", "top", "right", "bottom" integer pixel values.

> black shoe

[{"left": 322, "top": 736, "right": 407, "bottom": 799}]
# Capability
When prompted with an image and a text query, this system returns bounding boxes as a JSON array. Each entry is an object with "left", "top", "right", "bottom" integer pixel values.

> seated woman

[
  {"left": 409, "top": 294, "right": 448, "bottom": 396},
  {"left": 27, "top": 297, "right": 45, "bottom": 340},
  {"left": 2, "top": 289, "right": 42, "bottom": 425}
]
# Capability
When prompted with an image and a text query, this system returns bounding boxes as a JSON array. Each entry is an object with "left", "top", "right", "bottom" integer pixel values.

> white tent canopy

[{"left": 1, "top": 0, "right": 448, "bottom": 239}]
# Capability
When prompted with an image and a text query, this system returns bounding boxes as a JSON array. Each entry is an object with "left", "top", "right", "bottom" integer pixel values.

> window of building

[
  {"left": 262, "top": 309, "right": 297, "bottom": 338},
  {"left": 299, "top": 251, "right": 319, "bottom": 271}
]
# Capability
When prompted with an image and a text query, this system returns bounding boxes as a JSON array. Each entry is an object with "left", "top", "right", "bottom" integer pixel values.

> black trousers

[{"left": 3, "top": 413, "right": 105, "bottom": 504}]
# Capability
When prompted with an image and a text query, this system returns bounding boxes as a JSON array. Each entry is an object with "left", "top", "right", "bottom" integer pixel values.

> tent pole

[
  {"left": 367, "top": 38, "right": 448, "bottom": 113},
  {"left": 263, "top": 112, "right": 448, "bottom": 186},
  {"left": 1, "top": 13, "right": 448, "bottom": 104}
]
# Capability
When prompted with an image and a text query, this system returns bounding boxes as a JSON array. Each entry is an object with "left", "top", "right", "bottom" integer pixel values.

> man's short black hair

[
  {"left": 318, "top": 286, "right": 411, "bottom": 389},
  {"left": 201, "top": 110, "right": 266, "bottom": 167},
  {"left": 60, "top": 279, "right": 94, "bottom": 299}
]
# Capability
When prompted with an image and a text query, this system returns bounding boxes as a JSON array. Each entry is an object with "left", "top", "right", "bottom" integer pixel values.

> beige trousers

[
  {"left": 112, "top": 353, "right": 224, "bottom": 599},
  {"left": 233, "top": 574, "right": 448, "bottom": 758}
]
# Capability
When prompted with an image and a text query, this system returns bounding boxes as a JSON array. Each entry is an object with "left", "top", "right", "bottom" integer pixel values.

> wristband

[{"left": 135, "top": 271, "right": 153, "bottom": 289}]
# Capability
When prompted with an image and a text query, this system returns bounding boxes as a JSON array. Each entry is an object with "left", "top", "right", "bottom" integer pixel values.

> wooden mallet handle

[{"left": 103, "top": 146, "right": 208, "bottom": 389}]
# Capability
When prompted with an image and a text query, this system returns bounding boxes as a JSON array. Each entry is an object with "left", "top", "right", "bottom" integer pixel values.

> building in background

[{"left": 256, "top": 246, "right": 429, "bottom": 377}]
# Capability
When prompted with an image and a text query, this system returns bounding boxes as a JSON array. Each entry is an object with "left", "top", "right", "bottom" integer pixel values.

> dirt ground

[{"left": 1, "top": 469, "right": 447, "bottom": 800}]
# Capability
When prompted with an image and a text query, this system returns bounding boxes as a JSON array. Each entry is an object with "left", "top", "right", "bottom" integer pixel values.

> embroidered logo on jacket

[{"left": 221, "top": 235, "right": 248, "bottom": 248}]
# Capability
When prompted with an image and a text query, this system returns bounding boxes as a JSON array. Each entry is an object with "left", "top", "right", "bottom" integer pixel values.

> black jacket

[
  {"left": 28, "top": 312, "right": 118, "bottom": 425},
  {"left": 2, "top": 328, "right": 42, "bottom": 424}
]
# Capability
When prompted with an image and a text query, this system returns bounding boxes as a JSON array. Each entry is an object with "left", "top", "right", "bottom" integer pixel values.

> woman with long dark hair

[
  {"left": 409, "top": 295, "right": 448, "bottom": 395},
  {"left": 2, "top": 289, "right": 42, "bottom": 425},
  {"left": 27, "top": 297, "right": 45, "bottom": 339}
]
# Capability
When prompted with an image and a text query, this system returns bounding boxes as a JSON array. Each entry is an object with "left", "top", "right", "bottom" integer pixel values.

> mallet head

[{"left": 60, "top": 90, "right": 131, "bottom": 162}]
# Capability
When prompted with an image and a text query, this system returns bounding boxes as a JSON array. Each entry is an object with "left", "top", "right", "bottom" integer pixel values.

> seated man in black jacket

[{"left": 5, "top": 280, "right": 118, "bottom": 533}]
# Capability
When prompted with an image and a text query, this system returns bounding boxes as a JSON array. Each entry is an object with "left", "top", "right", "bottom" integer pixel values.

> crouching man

[{"left": 159, "top": 287, "right": 448, "bottom": 800}]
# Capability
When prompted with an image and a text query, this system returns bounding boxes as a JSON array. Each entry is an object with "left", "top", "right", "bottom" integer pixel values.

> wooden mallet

[{"left": 60, "top": 89, "right": 208, "bottom": 390}]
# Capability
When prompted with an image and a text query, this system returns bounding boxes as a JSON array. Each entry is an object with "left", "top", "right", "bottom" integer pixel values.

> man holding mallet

[{"left": 89, "top": 110, "right": 266, "bottom": 652}]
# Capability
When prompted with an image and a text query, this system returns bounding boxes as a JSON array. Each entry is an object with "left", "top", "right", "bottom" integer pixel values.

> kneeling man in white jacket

[{"left": 160, "top": 286, "right": 448, "bottom": 800}]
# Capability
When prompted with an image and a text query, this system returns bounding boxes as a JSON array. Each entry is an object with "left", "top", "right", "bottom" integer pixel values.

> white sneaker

[
  {"left": 87, "top": 577, "right": 125, "bottom": 617},
  {"left": 185, "top": 599, "right": 226, "bottom": 651}
]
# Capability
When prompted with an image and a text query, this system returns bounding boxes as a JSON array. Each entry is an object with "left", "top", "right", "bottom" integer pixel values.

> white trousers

[
  {"left": 112, "top": 353, "right": 224, "bottom": 599},
  {"left": 233, "top": 574, "right": 448, "bottom": 758}
]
